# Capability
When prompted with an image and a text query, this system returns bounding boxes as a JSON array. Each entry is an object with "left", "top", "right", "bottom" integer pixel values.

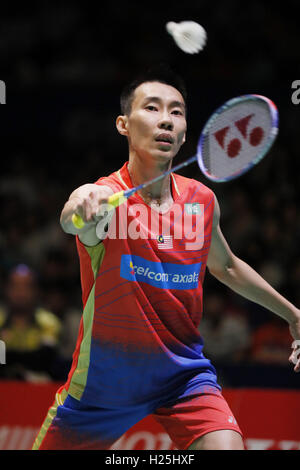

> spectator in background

[
  {"left": 42, "top": 282, "right": 81, "bottom": 365},
  {"left": 39, "top": 247, "right": 82, "bottom": 365},
  {"left": 250, "top": 313, "right": 292, "bottom": 366},
  {"left": 39, "top": 247, "right": 80, "bottom": 299},
  {"left": 199, "top": 288, "right": 252, "bottom": 365},
  {"left": 0, "top": 264, "right": 61, "bottom": 382}
]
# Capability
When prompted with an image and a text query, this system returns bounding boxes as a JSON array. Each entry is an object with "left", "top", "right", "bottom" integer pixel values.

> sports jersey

[{"left": 63, "top": 162, "right": 220, "bottom": 409}]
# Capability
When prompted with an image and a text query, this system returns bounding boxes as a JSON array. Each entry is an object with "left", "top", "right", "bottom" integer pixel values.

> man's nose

[{"left": 158, "top": 112, "right": 173, "bottom": 131}]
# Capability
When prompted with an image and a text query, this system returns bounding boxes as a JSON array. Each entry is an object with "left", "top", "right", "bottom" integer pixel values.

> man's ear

[{"left": 116, "top": 115, "right": 129, "bottom": 137}]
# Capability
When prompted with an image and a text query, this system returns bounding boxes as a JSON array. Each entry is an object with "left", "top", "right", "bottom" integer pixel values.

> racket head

[{"left": 197, "top": 94, "right": 279, "bottom": 182}]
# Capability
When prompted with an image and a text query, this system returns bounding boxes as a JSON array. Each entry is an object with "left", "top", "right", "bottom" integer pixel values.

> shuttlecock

[{"left": 166, "top": 21, "right": 207, "bottom": 54}]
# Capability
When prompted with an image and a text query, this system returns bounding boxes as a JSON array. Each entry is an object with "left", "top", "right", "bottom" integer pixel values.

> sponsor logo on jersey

[{"left": 120, "top": 254, "right": 201, "bottom": 290}]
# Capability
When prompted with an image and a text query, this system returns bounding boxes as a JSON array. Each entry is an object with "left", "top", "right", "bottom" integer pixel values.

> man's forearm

[{"left": 213, "top": 255, "right": 299, "bottom": 324}]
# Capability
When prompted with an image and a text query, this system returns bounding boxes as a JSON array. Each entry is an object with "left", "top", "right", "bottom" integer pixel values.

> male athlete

[{"left": 33, "top": 65, "right": 300, "bottom": 451}]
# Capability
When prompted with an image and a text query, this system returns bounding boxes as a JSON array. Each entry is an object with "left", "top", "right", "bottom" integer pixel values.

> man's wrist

[
  {"left": 282, "top": 306, "right": 300, "bottom": 326},
  {"left": 288, "top": 308, "right": 300, "bottom": 325}
]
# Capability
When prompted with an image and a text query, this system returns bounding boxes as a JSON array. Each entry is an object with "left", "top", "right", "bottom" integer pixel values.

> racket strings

[{"left": 200, "top": 98, "right": 276, "bottom": 181}]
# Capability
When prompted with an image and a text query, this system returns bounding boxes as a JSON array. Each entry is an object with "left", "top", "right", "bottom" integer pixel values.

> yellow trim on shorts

[{"left": 32, "top": 388, "right": 68, "bottom": 450}]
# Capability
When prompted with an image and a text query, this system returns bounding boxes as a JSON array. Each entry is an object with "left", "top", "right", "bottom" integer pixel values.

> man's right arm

[{"left": 60, "top": 183, "right": 114, "bottom": 246}]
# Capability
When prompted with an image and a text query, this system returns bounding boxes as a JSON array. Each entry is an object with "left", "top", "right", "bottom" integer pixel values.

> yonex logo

[
  {"left": 214, "top": 114, "right": 265, "bottom": 158},
  {"left": 120, "top": 254, "right": 201, "bottom": 290},
  {"left": 228, "top": 415, "right": 237, "bottom": 425}
]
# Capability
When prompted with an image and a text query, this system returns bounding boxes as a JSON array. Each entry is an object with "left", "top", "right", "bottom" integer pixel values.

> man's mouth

[{"left": 155, "top": 133, "right": 174, "bottom": 144}]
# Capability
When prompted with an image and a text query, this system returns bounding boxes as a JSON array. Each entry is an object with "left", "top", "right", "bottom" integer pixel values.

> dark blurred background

[{"left": 0, "top": 0, "right": 299, "bottom": 387}]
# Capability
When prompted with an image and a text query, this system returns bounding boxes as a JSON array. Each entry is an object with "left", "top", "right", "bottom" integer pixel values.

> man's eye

[
  {"left": 146, "top": 105, "right": 158, "bottom": 111},
  {"left": 172, "top": 109, "right": 183, "bottom": 116}
]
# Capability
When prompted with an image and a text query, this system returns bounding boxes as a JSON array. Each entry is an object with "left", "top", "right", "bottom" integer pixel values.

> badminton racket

[{"left": 72, "top": 94, "right": 278, "bottom": 228}]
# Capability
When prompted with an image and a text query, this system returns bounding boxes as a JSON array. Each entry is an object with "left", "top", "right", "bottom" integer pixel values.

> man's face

[
  {"left": 6, "top": 271, "right": 37, "bottom": 310},
  {"left": 124, "top": 81, "right": 187, "bottom": 162}
]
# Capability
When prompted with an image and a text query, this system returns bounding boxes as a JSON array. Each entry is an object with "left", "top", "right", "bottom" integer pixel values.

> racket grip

[
  {"left": 107, "top": 190, "right": 127, "bottom": 208},
  {"left": 72, "top": 213, "right": 85, "bottom": 229}
]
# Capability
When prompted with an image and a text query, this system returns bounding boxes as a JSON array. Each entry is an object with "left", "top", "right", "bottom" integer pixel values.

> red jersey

[{"left": 65, "top": 162, "right": 219, "bottom": 408}]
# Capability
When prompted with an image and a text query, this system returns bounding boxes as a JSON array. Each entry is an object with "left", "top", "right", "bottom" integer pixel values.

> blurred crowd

[{"left": 0, "top": 1, "right": 299, "bottom": 387}]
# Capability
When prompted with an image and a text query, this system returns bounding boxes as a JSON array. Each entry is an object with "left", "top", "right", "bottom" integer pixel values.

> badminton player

[{"left": 33, "top": 65, "right": 300, "bottom": 451}]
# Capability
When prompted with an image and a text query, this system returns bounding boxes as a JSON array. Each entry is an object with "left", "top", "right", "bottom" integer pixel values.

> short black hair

[{"left": 120, "top": 63, "right": 187, "bottom": 116}]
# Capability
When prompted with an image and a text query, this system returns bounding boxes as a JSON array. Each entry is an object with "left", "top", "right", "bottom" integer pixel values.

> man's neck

[{"left": 127, "top": 154, "right": 173, "bottom": 207}]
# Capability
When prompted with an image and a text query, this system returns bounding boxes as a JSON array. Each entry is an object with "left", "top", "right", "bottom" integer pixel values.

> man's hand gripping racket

[
  {"left": 71, "top": 191, "right": 127, "bottom": 229},
  {"left": 72, "top": 94, "right": 279, "bottom": 229}
]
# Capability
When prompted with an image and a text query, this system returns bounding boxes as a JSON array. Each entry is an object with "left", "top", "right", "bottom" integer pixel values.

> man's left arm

[{"left": 207, "top": 194, "right": 300, "bottom": 372}]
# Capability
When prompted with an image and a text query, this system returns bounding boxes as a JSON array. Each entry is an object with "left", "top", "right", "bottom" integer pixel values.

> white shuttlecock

[{"left": 166, "top": 21, "right": 207, "bottom": 54}]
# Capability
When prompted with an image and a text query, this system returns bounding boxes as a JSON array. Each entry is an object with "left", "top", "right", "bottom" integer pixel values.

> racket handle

[
  {"left": 107, "top": 190, "right": 127, "bottom": 207},
  {"left": 72, "top": 213, "right": 85, "bottom": 229},
  {"left": 71, "top": 191, "right": 128, "bottom": 229}
]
